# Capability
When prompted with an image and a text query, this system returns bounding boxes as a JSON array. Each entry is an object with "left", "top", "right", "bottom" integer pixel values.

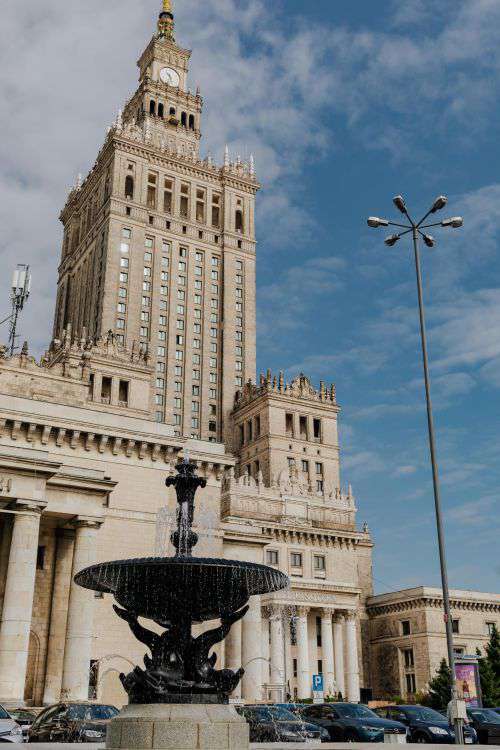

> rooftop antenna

[{"left": 8, "top": 265, "right": 31, "bottom": 356}]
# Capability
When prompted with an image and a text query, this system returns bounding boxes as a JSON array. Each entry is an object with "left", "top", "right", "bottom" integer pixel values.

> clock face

[{"left": 160, "top": 67, "right": 180, "bottom": 87}]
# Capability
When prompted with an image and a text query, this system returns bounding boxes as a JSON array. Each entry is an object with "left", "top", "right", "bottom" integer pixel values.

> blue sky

[{"left": 1, "top": 0, "right": 499, "bottom": 594}]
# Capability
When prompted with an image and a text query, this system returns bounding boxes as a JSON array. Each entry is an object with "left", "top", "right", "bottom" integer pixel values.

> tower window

[
  {"left": 149, "top": 99, "right": 156, "bottom": 116},
  {"left": 180, "top": 184, "right": 189, "bottom": 218},
  {"left": 118, "top": 380, "right": 129, "bottom": 406},
  {"left": 169, "top": 106, "right": 176, "bottom": 116},
  {"left": 181, "top": 112, "right": 187, "bottom": 127},
  {"left": 125, "top": 175, "right": 134, "bottom": 200},
  {"left": 196, "top": 189, "right": 205, "bottom": 223},
  {"left": 285, "top": 413, "right": 294, "bottom": 437},
  {"left": 147, "top": 173, "right": 157, "bottom": 209},
  {"left": 158, "top": 103, "right": 164, "bottom": 118},
  {"left": 313, "top": 418, "right": 322, "bottom": 441},
  {"left": 299, "top": 416, "right": 308, "bottom": 439},
  {"left": 235, "top": 209, "right": 244, "bottom": 233},
  {"left": 164, "top": 179, "right": 173, "bottom": 214},
  {"left": 189, "top": 114, "right": 195, "bottom": 130}
]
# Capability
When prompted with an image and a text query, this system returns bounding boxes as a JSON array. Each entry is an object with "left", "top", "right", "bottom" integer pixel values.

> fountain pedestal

[{"left": 106, "top": 704, "right": 249, "bottom": 750}]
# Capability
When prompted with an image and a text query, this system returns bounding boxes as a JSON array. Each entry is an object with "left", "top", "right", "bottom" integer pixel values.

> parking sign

[{"left": 312, "top": 674, "right": 324, "bottom": 703}]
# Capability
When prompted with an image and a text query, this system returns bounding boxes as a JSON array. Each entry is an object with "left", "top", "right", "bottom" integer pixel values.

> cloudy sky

[{"left": 1, "top": 0, "right": 499, "bottom": 595}]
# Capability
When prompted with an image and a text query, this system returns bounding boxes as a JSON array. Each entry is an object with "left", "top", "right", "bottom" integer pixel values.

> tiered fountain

[{"left": 76, "top": 461, "right": 289, "bottom": 750}]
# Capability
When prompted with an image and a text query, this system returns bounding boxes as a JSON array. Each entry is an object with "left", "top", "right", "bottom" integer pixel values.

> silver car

[{"left": 0, "top": 705, "right": 23, "bottom": 743}]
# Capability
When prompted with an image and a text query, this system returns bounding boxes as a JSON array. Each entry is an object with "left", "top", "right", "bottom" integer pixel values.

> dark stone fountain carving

[{"left": 75, "top": 461, "right": 289, "bottom": 705}]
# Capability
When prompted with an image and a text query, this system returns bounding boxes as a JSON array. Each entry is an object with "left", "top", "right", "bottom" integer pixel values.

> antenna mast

[{"left": 8, "top": 265, "right": 31, "bottom": 356}]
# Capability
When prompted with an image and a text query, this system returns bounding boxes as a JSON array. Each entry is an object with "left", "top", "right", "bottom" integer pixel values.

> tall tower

[{"left": 53, "top": 1, "right": 259, "bottom": 443}]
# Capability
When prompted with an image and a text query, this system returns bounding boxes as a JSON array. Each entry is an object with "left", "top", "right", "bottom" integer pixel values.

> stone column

[
  {"left": 261, "top": 616, "right": 270, "bottom": 694},
  {"left": 0, "top": 517, "right": 13, "bottom": 610},
  {"left": 43, "top": 529, "right": 75, "bottom": 704},
  {"left": 320, "top": 609, "right": 335, "bottom": 696},
  {"left": 61, "top": 518, "right": 101, "bottom": 700},
  {"left": 269, "top": 605, "right": 285, "bottom": 692},
  {"left": 0, "top": 500, "right": 45, "bottom": 703},
  {"left": 333, "top": 613, "right": 345, "bottom": 697},
  {"left": 296, "top": 606, "right": 310, "bottom": 700},
  {"left": 345, "top": 611, "right": 360, "bottom": 702},
  {"left": 242, "top": 596, "right": 263, "bottom": 702},
  {"left": 225, "top": 619, "right": 242, "bottom": 700}
]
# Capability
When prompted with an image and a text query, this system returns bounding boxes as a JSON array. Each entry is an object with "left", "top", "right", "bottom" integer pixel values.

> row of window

[
  {"left": 125, "top": 167, "right": 245, "bottom": 233},
  {"left": 286, "top": 412, "right": 323, "bottom": 442},
  {"left": 266, "top": 549, "right": 326, "bottom": 576},
  {"left": 146, "top": 99, "right": 196, "bottom": 131}
]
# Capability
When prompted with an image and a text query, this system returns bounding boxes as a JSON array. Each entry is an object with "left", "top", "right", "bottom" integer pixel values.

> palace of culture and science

[{"left": 0, "top": 2, "right": 375, "bottom": 707}]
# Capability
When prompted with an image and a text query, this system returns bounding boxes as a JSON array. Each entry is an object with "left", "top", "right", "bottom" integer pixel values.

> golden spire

[{"left": 158, "top": 0, "right": 175, "bottom": 41}]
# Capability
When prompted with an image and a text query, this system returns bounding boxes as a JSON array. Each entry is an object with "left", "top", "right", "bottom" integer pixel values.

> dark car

[
  {"left": 466, "top": 708, "right": 500, "bottom": 745},
  {"left": 236, "top": 705, "right": 329, "bottom": 743},
  {"left": 301, "top": 702, "right": 408, "bottom": 743},
  {"left": 374, "top": 705, "right": 477, "bottom": 744},
  {"left": 28, "top": 703, "right": 119, "bottom": 743}
]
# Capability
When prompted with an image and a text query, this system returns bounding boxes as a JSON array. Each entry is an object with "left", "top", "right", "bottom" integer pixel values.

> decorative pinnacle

[{"left": 158, "top": 0, "right": 175, "bottom": 41}]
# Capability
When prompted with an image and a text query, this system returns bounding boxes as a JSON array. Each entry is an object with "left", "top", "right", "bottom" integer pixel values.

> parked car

[
  {"left": 274, "top": 703, "right": 307, "bottom": 717},
  {"left": 301, "top": 702, "right": 407, "bottom": 743},
  {"left": 8, "top": 710, "right": 39, "bottom": 742},
  {"left": 236, "top": 704, "right": 329, "bottom": 743},
  {"left": 466, "top": 708, "right": 500, "bottom": 745},
  {"left": 28, "top": 703, "right": 119, "bottom": 743},
  {"left": 0, "top": 704, "right": 23, "bottom": 744},
  {"left": 374, "top": 705, "right": 477, "bottom": 744}
]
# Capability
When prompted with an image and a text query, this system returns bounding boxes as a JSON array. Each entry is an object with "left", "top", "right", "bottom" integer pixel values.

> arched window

[
  {"left": 169, "top": 107, "right": 176, "bottom": 116},
  {"left": 181, "top": 112, "right": 187, "bottom": 127},
  {"left": 158, "top": 103, "right": 164, "bottom": 118},
  {"left": 125, "top": 176, "right": 134, "bottom": 200},
  {"left": 149, "top": 100, "right": 156, "bottom": 116},
  {"left": 235, "top": 209, "right": 244, "bottom": 233},
  {"left": 188, "top": 114, "right": 195, "bottom": 130}
]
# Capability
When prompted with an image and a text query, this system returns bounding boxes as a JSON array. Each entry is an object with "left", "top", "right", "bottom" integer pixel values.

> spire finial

[{"left": 158, "top": 0, "right": 175, "bottom": 41}]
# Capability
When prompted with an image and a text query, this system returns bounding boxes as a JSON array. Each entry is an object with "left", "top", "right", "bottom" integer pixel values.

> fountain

[{"left": 75, "top": 461, "right": 289, "bottom": 750}]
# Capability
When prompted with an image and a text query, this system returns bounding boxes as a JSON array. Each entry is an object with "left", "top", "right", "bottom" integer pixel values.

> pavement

[{"left": 7, "top": 743, "right": 492, "bottom": 749}]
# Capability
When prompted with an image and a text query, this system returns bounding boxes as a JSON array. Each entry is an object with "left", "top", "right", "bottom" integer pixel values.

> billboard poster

[{"left": 455, "top": 662, "right": 481, "bottom": 708}]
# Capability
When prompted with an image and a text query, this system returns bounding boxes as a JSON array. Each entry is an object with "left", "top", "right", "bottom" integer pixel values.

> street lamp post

[{"left": 367, "top": 196, "right": 464, "bottom": 744}]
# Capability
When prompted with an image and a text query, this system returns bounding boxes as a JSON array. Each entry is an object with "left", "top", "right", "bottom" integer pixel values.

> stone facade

[
  {"left": 0, "top": 2, "right": 374, "bottom": 708},
  {"left": 367, "top": 587, "right": 500, "bottom": 700},
  {"left": 52, "top": 2, "right": 258, "bottom": 445}
]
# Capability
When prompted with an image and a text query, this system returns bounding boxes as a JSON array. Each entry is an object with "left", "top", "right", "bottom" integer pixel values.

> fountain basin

[{"left": 75, "top": 556, "right": 288, "bottom": 623}]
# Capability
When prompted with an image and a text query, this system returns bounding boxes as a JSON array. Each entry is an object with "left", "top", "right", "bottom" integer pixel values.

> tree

[
  {"left": 426, "top": 658, "right": 452, "bottom": 710},
  {"left": 477, "top": 650, "right": 500, "bottom": 707},
  {"left": 485, "top": 624, "right": 500, "bottom": 683}
]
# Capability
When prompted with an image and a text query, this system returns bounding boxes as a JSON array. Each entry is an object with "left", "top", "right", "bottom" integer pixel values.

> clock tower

[
  {"left": 123, "top": 0, "right": 201, "bottom": 160},
  {"left": 53, "top": 0, "right": 259, "bottom": 443}
]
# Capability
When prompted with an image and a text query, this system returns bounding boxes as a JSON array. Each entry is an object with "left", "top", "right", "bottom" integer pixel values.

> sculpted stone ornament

[{"left": 75, "top": 461, "right": 288, "bottom": 704}]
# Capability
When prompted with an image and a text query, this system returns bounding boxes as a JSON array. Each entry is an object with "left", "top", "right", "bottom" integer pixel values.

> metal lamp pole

[{"left": 367, "top": 196, "right": 464, "bottom": 744}]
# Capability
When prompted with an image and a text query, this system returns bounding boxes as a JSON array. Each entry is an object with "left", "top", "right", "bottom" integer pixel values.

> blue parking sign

[{"left": 312, "top": 674, "right": 324, "bottom": 692}]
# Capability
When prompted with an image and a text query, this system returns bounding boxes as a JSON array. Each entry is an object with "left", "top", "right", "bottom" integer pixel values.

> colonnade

[
  {"left": 0, "top": 500, "right": 102, "bottom": 704},
  {"left": 225, "top": 600, "right": 361, "bottom": 703}
]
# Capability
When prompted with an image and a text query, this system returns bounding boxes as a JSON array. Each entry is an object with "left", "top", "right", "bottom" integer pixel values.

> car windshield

[
  {"left": 267, "top": 707, "right": 297, "bottom": 721},
  {"left": 0, "top": 706, "right": 10, "bottom": 720},
  {"left": 335, "top": 704, "right": 378, "bottom": 719},
  {"left": 66, "top": 705, "right": 118, "bottom": 721},
  {"left": 469, "top": 709, "right": 500, "bottom": 724},
  {"left": 405, "top": 707, "right": 447, "bottom": 722}
]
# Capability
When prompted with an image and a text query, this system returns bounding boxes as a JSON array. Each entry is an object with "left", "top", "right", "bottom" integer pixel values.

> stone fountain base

[{"left": 106, "top": 704, "right": 249, "bottom": 750}]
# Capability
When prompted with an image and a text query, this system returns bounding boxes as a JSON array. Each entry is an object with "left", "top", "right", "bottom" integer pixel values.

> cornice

[{"left": 367, "top": 595, "right": 500, "bottom": 616}]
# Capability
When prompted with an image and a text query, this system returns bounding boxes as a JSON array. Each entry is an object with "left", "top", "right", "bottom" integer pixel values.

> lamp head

[
  {"left": 393, "top": 195, "right": 407, "bottom": 215},
  {"left": 385, "top": 234, "right": 400, "bottom": 247},
  {"left": 367, "top": 217, "right": 389, "bottom": 228},
  {"left": 441, "top": 217, "right": 463, "bottom": 228},
  {"left": 422, "top": 234, "right": 435, "bottom": 248},
  {"left": 430, "top": 195, "right": 448, "bottom": 213}
]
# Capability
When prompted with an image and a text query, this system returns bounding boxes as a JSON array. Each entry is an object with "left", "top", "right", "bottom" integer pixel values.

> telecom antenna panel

[{"left": 8, "top": 264, "right": 31, "bottom": 355}]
